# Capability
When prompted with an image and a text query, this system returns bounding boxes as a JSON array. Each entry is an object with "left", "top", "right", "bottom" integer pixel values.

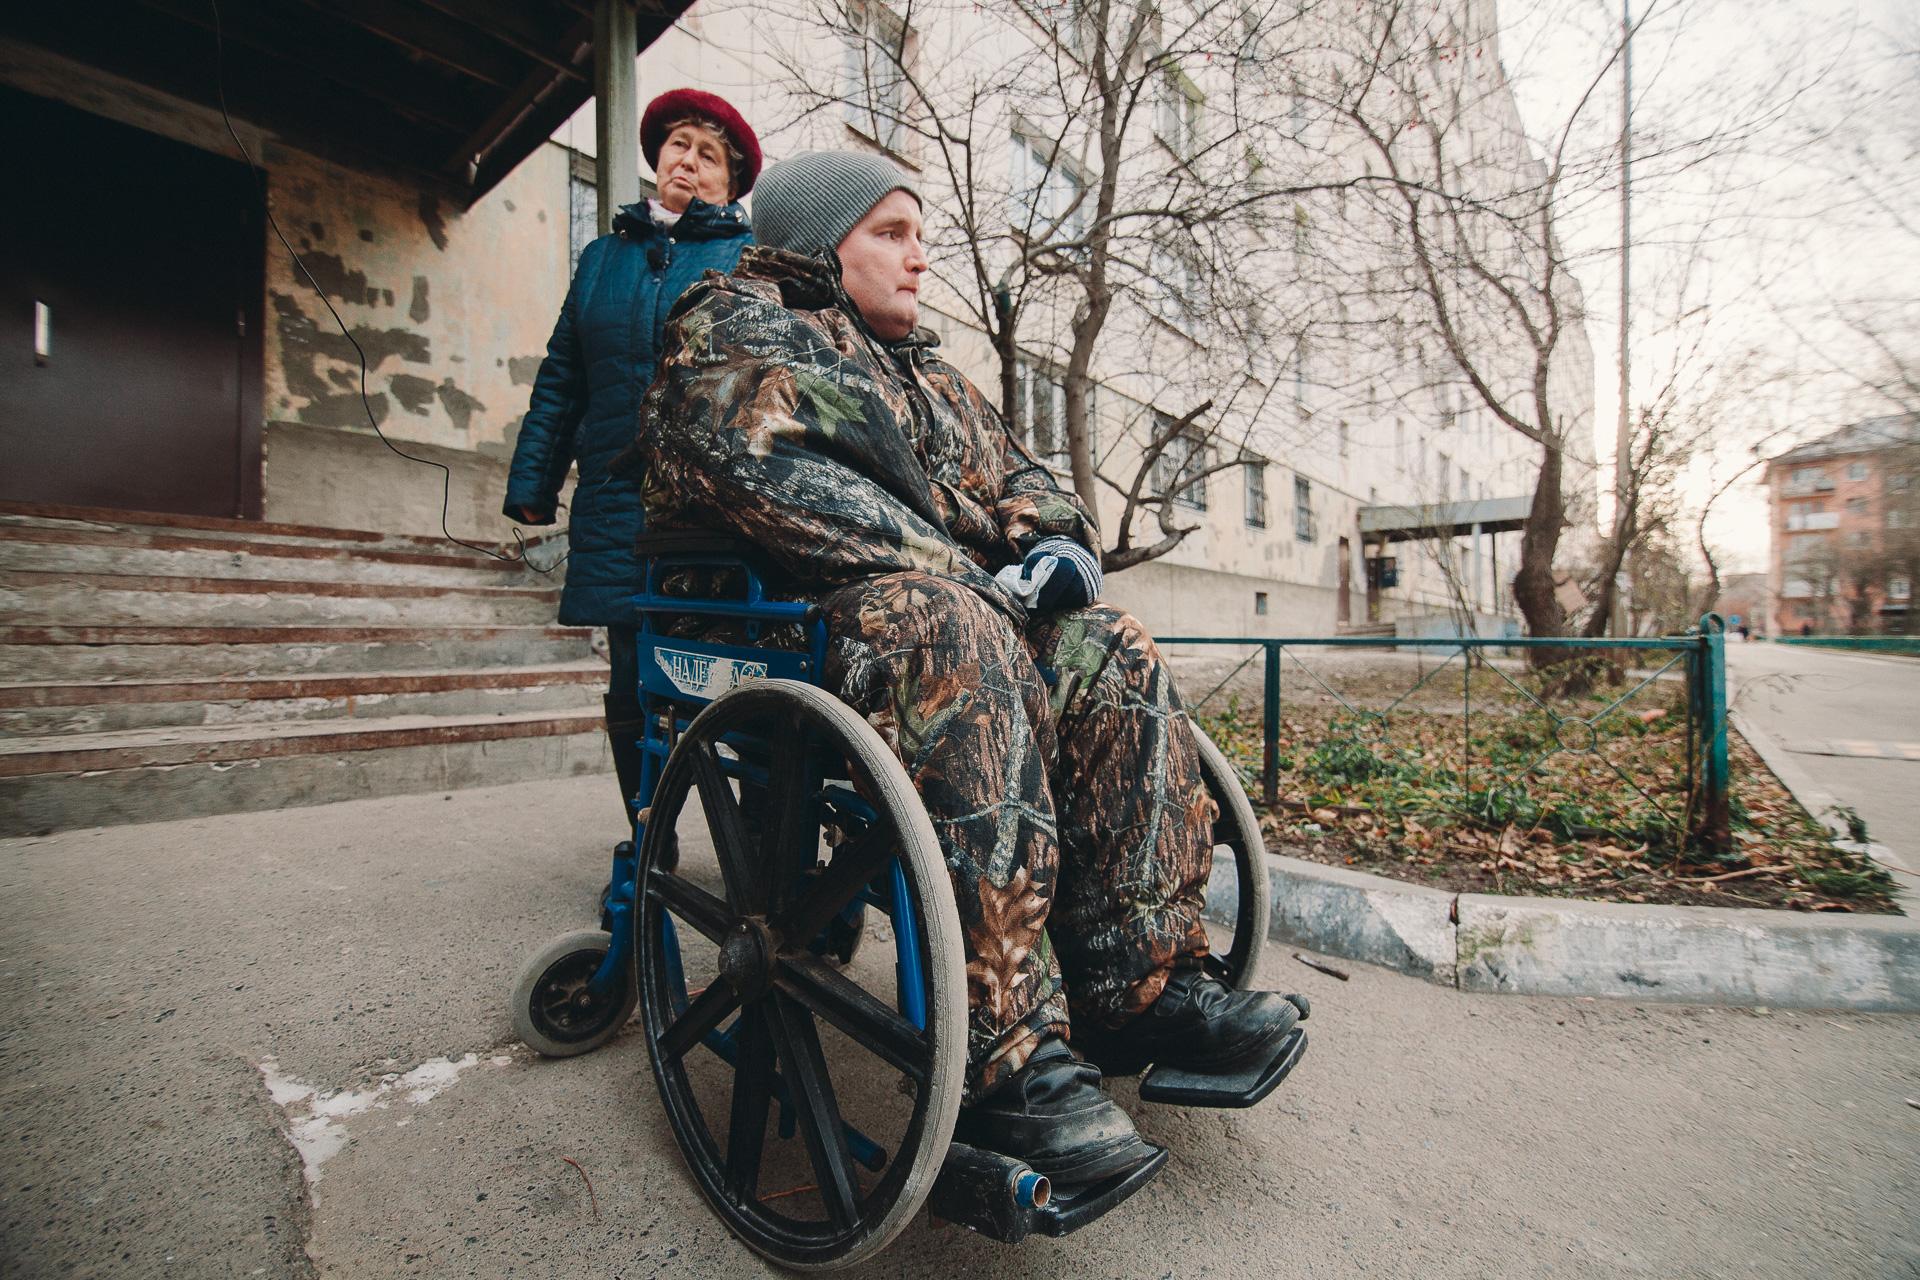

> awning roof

[
  {"left": 1358, "top": 495, "right": 1532, "bottom": 543},
  {"left": 2, "top": 0, "right": 691, "bottom": 204}
]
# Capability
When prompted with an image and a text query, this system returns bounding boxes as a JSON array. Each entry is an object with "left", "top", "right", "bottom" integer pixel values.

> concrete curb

[{"left": 1257, "top": 852, "right": 1920, "bottom": 1013}]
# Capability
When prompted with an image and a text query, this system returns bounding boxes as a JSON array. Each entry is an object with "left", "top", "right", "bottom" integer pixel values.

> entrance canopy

[
  {"left": 1358, "top": 495, "right": 1532, "bottom": 544},
  {"left": 1, "top": 0, "right": 691, "bottom": 203}
]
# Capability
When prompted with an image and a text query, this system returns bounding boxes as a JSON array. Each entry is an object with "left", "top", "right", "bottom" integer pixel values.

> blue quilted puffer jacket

[{"left": 504, "top": 198, "right": 752, "bottom": 626}]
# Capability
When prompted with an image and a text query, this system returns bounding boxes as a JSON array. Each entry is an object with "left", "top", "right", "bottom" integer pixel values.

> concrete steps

[
  {"left": 0, "top": 502, "right": 608, "bottom": 835},
  {"left": 0, "top": 663, "right": 607, "bottom": 734},
  {"left": 0, "top": 570, "right": 559, "bottom": 626}
]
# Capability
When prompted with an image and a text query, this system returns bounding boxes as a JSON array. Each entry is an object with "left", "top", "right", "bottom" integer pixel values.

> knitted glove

[{"left": 992, "top": 537, "right": 1103, "bottom": 614}]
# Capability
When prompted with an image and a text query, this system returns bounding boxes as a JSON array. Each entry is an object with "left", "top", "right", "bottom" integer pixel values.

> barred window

[
  {"left": 843, "top": 1, "right": 909, "bottom": 152},
  {"left": 1153, "top": 416, "right": 1210, "bottom": 510},
  {"left": 1245, "top": 462, "right": 1267, "bottom": 528},
  {"left": 1294, "top": 474, "right": 1315, "bottom": 543}
]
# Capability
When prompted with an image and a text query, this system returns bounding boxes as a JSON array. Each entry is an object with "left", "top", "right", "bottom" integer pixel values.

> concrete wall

[
  {"left": 261, "top": 421, "right": 576, "bottom": 546},
  {"left": 1107, "top": 557, "right": 1346, "bottom": 640}
]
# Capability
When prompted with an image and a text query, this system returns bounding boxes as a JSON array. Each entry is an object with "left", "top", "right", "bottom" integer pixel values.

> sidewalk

[{"left": 2, "top": 776, "right": 1915, "bottom": 1278}]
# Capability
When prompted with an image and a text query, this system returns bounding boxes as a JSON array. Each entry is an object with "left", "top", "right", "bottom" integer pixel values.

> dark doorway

[
  {"left": 0, "top": 87, "right": 263, "bottom": 518},
  {"left": 1337, "top": 535, "right": 1353, "bottom": 625}
]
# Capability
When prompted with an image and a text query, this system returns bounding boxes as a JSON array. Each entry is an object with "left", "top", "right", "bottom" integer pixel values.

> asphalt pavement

[
  {"left": 2, "top": 774, "right": 1916, "bottom": 1279},
  {"left": 1728, "top": 641, "right": 1920, "bottom": 884}
]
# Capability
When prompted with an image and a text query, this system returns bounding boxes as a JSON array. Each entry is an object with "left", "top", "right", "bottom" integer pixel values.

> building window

[
  {"left": 1156, "top": 69, "right": 1203, "bottom": 160},
  {"left": 1848, "top": 462, "right": 1870, "bottom": 482},
  {"left": 1338, "top": 420, "right": 1350, "bottom": 461},
  {"left": 1294, "top": 475, "right": 1315, "bottom": 543},
  {"left": 1891, "top": 576, "right": 1913, "bottom": 601},
  {"left": 567, "top": 155, "right": 598, "bottom": 270},
  {"left": 1010, "top": 132, "right": 1089, "bottom": 247},
  {"left": 1891, "top": 509, "right": 1912, "bottom": 529},
  {"left": 1846, "top": 530, "right": 1871, "bottom": 549},
  {"left": 1437, "top": 452, "right": 1453, "bottom": 502},
  {"left": 1254, "top": 591, "right": 1269, "bottom": 615},
  {"left": 1789, "top": 466, "right": 1831, "bottom": 491},
  {"left": 1846, "top": 496, "right": 1869, "bottom": 515},
  {"left": 1244, "top": 462, "right": 1267, "bottom": 528},
  {"left": 1014, "top": 358, "right": 1066, "bottom": 468},
  {"left": 843, "top": 1, "right": 910, "bottom": 153},
  {"left": 1044, "top": 0, "right": 1093, "bottom": 59},
  {"left": 1891, "top": 471, "right": 1914, "bottom": 491},
  {"left": 1153, "top": 417, "right": 1210, "bottom": 509},
  {"left": 1786, "top": 502, "right": 1838, "bottom": 531},
  {"left": 1149, "top": 239, "right": 1203, "bottom": 324}
]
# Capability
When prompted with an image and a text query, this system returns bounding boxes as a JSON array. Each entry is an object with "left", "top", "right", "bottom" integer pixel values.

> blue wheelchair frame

[{"left": 589, "top": 543, "right": 931, "bottom": 1165}]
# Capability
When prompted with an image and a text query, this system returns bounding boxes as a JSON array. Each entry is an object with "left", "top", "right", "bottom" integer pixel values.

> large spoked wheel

[
  {"left": 637, "top": 680, "right": 967, "bottom": 1270},
  {"left": 1195, "top": 726, "right": 1271, "bottom": 988}
]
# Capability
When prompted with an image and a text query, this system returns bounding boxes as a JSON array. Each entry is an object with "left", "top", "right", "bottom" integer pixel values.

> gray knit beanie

[{"left": 750, "top": 150, "right": 922, "bottom": 258}]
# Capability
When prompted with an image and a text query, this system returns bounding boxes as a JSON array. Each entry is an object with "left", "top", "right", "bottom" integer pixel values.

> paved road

[
  {"left": 2, "top": 776, "right": 1916, "bottom": 1279},
  {"left": 1727, "top": 641, "right": 1920, "bottom": 879}
]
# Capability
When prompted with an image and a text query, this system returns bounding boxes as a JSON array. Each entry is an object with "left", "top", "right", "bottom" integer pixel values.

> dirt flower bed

[{"left": 1198, "top": 694, "right": 1899, "bottom": 915}]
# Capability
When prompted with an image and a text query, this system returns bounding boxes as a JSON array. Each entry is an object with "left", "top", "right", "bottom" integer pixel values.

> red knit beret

[{"left": 640, "top": 88, "right": 763, "bottom": 197}]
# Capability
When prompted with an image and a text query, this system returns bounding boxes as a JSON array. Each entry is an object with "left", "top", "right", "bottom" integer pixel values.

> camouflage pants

[{"left": 819, "top": 572, "right": 1215, "bottom": 1099}]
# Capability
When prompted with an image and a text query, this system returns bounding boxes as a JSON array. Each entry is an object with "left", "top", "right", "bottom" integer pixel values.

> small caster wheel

[{"left": 511, "top": 928, "right": 638, "bottom": 1057}]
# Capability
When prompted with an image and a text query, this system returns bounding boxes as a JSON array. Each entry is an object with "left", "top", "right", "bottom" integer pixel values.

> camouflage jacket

[{"left": 633, "top": 247, "right": 1100, "bottom": 622}]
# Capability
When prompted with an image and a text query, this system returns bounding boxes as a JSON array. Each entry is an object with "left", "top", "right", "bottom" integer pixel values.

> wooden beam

[
  {"left": 447, "top": 13, "right": 594, "bottom": 189},
  {"left": 406, "top": 0, "right": 589, "bottom": 82},
  {"left": 278, "top": 0, "right": 532, "bottom": 90},
  {"left": 127, "top": 0, "right": 481, "bottom": 138}
]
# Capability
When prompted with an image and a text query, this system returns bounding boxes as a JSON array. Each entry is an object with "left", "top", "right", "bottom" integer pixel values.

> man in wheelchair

[{"left": 631, "top": 151, "right": 1305, "bottom": 1190}]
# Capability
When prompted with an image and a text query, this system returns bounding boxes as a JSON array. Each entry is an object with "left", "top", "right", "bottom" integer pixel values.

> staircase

[{"left": 0, "top": 502, "right": 610, "bottom": 836}]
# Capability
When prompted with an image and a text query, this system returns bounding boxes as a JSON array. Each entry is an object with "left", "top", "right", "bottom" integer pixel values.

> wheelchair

[{"left": 511, "top": 532, "right": 1303, "bottom": 1269}]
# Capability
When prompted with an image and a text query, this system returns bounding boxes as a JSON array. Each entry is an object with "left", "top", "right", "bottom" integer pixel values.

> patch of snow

[{"left": 256, "top": 1052, "right": 492, "bottom": 1183}]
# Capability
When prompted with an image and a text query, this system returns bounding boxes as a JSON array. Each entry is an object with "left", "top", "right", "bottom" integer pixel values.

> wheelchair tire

[
  {"left": 1194, "top": 725, "right": 1272, "bottom": 988},
  {"left": 636, "top": 680, "right": 966, "bottom": 1270},
  {"left": 511, "top": 928, "right": 638, "bottom": 1057}
]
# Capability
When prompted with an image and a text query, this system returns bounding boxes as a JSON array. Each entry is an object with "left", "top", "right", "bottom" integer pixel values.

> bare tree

[
  {"left": 767, "top": 0, "right": 1353, "bottom": 569},
  {"left": 1294, "top": 0, "right": 1808, "bottom": 649}
]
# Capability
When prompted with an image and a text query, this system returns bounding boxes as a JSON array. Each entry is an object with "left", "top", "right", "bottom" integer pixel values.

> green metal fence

[{"left": 1164, "top": 615, "right": 1732, "bottom": 854}]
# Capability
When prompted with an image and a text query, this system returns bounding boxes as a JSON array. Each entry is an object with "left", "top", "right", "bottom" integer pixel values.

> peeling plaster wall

[
  {"left": 261, "top": 147, "right": 568, "bottom": 455},
  {"left": 261, "top": 145, "right": 572, "bottom": 539}
]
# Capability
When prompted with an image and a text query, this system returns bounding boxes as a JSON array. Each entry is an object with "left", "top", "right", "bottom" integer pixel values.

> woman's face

[
  {"left": 654, "top": 122, "right": 733, "bottom": 213},
  {"left": 837, "top": 189, "right": 927, "bottom": 342}
]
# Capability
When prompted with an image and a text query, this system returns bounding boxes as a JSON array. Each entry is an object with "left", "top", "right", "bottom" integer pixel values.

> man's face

[
  {"left": 655, "top": 123, "right": 733, "bottom": 213},
  {"left": 836, "top": 189, "right": 927, "bottom": 342}
]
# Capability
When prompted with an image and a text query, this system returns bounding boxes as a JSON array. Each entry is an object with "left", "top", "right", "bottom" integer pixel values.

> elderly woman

[{"left": 504, "top": 88, "right": 759, "bottom": 824}]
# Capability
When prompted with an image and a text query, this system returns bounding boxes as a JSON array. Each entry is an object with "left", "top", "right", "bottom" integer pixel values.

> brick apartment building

[{"left": 1767, "top": 414, "right": 1919, "bottom": 635}]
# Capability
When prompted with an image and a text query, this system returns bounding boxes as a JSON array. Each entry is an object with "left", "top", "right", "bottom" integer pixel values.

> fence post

[
  {"left": 1695, "top": 613, "right": 1731, "bottom": 853},
  {"left": 1263, "top": 642, "right": 1281, "bottom": 808}
]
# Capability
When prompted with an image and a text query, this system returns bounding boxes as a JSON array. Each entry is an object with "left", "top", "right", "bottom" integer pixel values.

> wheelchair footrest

[
  {"left": 928, "top": 1142, "right": 1167, "bottom": 1244},
  {"left": 1136, "top": 1027, "right": 1308, "bottom": 1109}
]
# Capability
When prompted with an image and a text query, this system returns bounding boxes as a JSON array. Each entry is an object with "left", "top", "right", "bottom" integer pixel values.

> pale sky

[{"left": 1502, "top": 0, "right": 1915, "bottom": 576}]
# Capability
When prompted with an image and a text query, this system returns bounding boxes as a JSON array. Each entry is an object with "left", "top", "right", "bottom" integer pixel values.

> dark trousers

[{"left": 605, "top": 625, "right": 644, "bottom": 827}]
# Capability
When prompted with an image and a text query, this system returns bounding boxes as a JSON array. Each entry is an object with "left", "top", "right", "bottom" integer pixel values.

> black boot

[
  {"left": 951, "top": 1038, "right": 1161, "bottom": 1187},
  {"left": 1080, "top": 968, "right": 1307, "bottom": 1076}
]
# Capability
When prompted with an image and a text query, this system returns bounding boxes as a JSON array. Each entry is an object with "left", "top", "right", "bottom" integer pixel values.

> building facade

[
  {"left": 1767, "top": 414, "right": 1920, "bottom": 635},
  {"left": 2, "top": 0, "right": 1594, "bottom": 643}
]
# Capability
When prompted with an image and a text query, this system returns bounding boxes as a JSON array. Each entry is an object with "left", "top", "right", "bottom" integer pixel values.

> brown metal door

[{"left": 0, "top": 87, "right": 263, "bottom": 518}]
